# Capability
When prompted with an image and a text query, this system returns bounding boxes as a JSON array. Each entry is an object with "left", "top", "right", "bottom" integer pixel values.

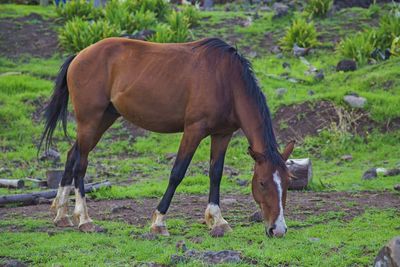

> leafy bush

[
  {"left": 375, "top": 15, "right": 400, "bottom": 50},
  {"left": 391, "top": 36, "right": 400, "bottom": 56},
  {"left": 279, "top": 17, "right": 319, "bottom": 51},
  {"left": 59, "top": 18, "right": 120, "bottom": 54},
  {"left": 180, "top": 4, "right": 200, "bottom": 27},
  {"left": 126, "top": 0, "right": 171, "bottom": 20},
  {"left": 104, "top": 0, "right": 156, "bottom": 34},
  {"left": 166, "top": 10, "right": 191, "bottom": 42},
  {"left": 150, "top": 23, "right": 174, "bottom": 43},
  {"left": 304, "top": 0, "right": 332, "bottom": 18},
  {"left": 337, "top": 31, "right": 374, "bottom": 65},
  {"left": 56, "top": 0, "right": 100, "bottom": 21}
]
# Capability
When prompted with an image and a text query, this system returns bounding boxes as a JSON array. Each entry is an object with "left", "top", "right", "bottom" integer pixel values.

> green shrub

[
  {"left": 150, "top": 11, "right": 191, "bottom": 43},
  {"left": 104, "top": 0, "right": 156, "bottom": 34},
  {"left": 337, "top": 31, "right": 374, "bottom": 65},
  {"left": 391, "top": 36, "right": 400, "bottom": 56},
  {"left": 180, "top": 4, "right": 200, "bottom": 27},
  {"left": 59, "top": 18, "right": 120, "bottom": 54},
  {"left": 304, "top": 0, "right": 332, "bottom": 18},
  {"left": 126, "top": 0, "right": 171, "bottom": 20},
  {"left": 375, "top": 15, "right": 400, "bottom": 49},
  {"left": 279, "top": 17, "right": 319, "bottom": 51},
  {"left": 56, "top": 0, "right": 100, "bottom": 21}
]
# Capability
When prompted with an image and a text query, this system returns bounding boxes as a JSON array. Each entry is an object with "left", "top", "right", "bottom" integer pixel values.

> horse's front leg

[
  {"left": 204, "top": 134, "right": 232, "bottom": 234},
  {"left": 151, "top": 124, "right": 206, "bottom": 236}
]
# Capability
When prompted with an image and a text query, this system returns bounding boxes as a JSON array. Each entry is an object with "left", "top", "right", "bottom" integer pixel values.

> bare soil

[
  {"left": 273, "top": 101, "right": 400, "bottom": 142},
  {"left": 0, "top": 13, "right": 59, "bottom": 58},
  {"left": 1, "top": 191, "right": 398, "bottom": 232}
]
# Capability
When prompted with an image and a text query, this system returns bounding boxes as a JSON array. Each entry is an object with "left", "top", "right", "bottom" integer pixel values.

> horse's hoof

[
  {"left": 150, "top": 225, "right": 170, "bottom": 236},
  {"left": 79, "top": 222, "right": 95, "bottom": 232},
  {"left": 217, "top": 223, "right": 232, "bottom": 232},
  {"left": 54, "top": 217, "right": 73, "bottom": 228}
]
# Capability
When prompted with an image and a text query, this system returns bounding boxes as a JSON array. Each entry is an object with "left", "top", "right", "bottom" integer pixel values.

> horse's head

[{"left": 250, "top": 141, "right": 294, "bottom": 238}]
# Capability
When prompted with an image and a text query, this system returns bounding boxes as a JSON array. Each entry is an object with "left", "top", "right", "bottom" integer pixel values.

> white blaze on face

[{"left": 272, "top": 171, "right": 287, "bottom": 236}]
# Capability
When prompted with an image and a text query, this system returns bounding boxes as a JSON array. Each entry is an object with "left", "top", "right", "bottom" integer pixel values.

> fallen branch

[
  {"left": 0, "top": 181, "right": 111, "bottom": 206},
  {"left": 0, "top": 179, "right": 25, "bottom": 189}
]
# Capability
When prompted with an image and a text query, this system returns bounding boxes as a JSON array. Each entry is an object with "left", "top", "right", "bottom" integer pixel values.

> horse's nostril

[{"left": 267, "top": 224, "right": 276, "bottom": 237}]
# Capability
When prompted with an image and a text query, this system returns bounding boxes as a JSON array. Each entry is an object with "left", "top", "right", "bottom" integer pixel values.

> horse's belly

[{"left": 111, "top": 92, "right": 185, "bottom": 133}]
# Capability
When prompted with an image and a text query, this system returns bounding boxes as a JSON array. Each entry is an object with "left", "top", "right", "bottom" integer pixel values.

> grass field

[{"left": 0, "top": 2, "right": 399, "bottom": 266}]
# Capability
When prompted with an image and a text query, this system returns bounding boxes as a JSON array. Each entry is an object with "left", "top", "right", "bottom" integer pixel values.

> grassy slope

[{"left": 0, "top": 3, "right": 399, "bottom": 266}]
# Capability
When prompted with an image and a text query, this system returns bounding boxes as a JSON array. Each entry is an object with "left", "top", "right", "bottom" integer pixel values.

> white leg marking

[
  {"left": 272, "top": 171, "right": 287, "bottom": 235},
  {"left": 73, "top": 189, "right": 93, "bottom": 226},
  {"left": 205, "top": 204, "right": 230, "bottom": 230},
  {"left": 53, "top": 186, "right": 73, "bottom": 222},
  {"left": 151, "top": 210, "right": 167, "bottom": 227}
]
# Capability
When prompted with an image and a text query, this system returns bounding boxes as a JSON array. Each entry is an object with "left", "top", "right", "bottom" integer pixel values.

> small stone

[
  {"left": 308, "top": 90, "right": 315, "bottom": 96},
  {"left": 282, "top": 62, "right": 291, "bottom": 69},
  {"left": 249, "top": 211, "right": 263, "bottom": 222},
  {"left": 165, "top": 153, "right": 177, "bottom": 161},
  {"left": 362, "top": 168, "right": 377, "bottom": 180},
  {"left": 40, "top": 148, "right": 60, "bottom": 162},
  {"left": 191, "top": 237, "right": 203, "bottom": 244},
  {"left": 272, "top": 2, "right": 289, "bottom": 18},
  {"left": 210, "top": 225, "right": 225, "bottom": 237},
  {"left": 139, "top": 233, "right": 158, "bottom": 240},
  {"left": 110, "top": 205, "right": 131, "bottom": 214},
  {"left": 276, "top": 88, "right": 287, "bottom": 98},
  {"left": 341, "top": 154, "right": 353, "bottom": 161},
  {"left": 384, "top": 168, "right": 400, "bottom": 177},
  {"left": 236, "top": 179, "right": 249, "bottom": 187},
  {"left": 394, "top": 184, "right": 400, "bottom": 191},
  {"left": 309, "top": 237, "right": 320, "bottom": 242},
  {"left": 337, "top": 59, "right": 357, "bottom": 72},
  {"left": 271, "top": 46, "right": 281, "bottom": 54},
  {"left": 314, "top": 70, "right": 324, "bottom": 81},
  {"left": 376, "top": 168, "right": 387, "bottom": 175},
  {"left": 176, "top": 240, "right": 187, "bottom": 252},
  {"left": 293, "top": 44, "right": 310, "bottom": 57},
  {"left": 2, "top": 259, "right": 28, "bottom": 267},
  {"left": 374, "top": 236, "right": 400, "bottom": 267},
  {"left": 344, "top": 95, "right": 367, "bottom": 108}
]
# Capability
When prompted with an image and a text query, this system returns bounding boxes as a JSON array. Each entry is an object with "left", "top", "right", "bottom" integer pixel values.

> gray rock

[
  {"left": 271, "top": 46, "right": 281, "bottom": 54},
  {"left": 249, "top": 210, "right": 263, "bottom": 222},
  {"left": 282, "top": 62, "right": 291, "bottom": 69},
  {"left": 276, "top": 88, "right": 287, "bottom": 98},
  {"left": 308, "top": 90, "right": 315, "bottom": 96},
  {"left": 236, "top": 178, "right": 249, "bottom": 187},
  {"left": 259, "top": 5, "right": 272, "bottom": 12},
  {"left": 383, "top": 168, "right": 400, "bottom": 177},
  {"left": 344, "top": 95, "right": 367, "bottom": 108},
  {"left": 314, "top": 70, "right": 325, "bottom": 81},
  {"left": 394, "top": 184, "right": 400, "bottom": 191},
  {"left": 272, "top": 2, "right": 289, "bottom": 18},
  {"left": 374, "top": 236, "right": 400, "bottom": 267},
  {"left": 293, "top": 44, "right": 310, "bottom": 57},
  {"left": 171, "top": 250, "right": 242, "bottom": 265},
  {"left": 341, "top": 154, "right": 353, "bottom": 161},
  {"left": 2, "top": 260, "right": 28, "bottom": 267},
  {"left": 40, "top": 148, "right": 60, "bottom": 162},
  {"left": 362, "top": 168, "right": 377, "bottom": 180},
  {"left": 337, "top": 59, "right": 357, "bottom": 72},
  {"left": 309, "top": 237, "right": 321, "bottom": 242}
]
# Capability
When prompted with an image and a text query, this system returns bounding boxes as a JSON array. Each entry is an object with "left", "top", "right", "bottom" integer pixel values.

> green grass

[
  {"left": 0, "top": 4, "right": 57, "bottom": 19},
  {"left": 0, "top": 209, "right": 398, "bottom": 266}
]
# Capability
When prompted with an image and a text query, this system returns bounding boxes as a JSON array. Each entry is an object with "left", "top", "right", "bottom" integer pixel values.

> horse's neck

[{"left": 234, "top": 93, "right": 266, "bottom": 153}]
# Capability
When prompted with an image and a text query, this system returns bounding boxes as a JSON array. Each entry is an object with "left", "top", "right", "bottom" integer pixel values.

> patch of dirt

[
  {"left": 273, "top": 101, "right": 400, "bottom": 142},
  {"left": 0, "top": 13, "right": 59, "bottom": 58},
  {"left": 1, "top": 191, "right": 399, "bottom": 230}
]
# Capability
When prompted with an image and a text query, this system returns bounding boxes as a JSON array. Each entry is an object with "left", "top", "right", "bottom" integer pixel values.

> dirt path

[{"left": 1, "top": 191, "right": 398, "bottom": 229}]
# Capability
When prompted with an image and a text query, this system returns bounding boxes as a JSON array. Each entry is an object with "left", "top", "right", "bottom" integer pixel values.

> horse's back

[{"left": 67, "top": 38, "right": 235, "bottom": 133}]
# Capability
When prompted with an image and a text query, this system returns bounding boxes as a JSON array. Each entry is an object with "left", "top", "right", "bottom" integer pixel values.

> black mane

[{"left": 195, "top": 38, "right": 286, "bottom": 170}]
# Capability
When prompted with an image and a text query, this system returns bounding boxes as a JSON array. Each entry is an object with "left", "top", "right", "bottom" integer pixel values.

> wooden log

[
  {"left": 25, "top": 178, "right": 48, "bottom": 187},
  {"left": 0, "top": 181, "right": 111, "bottom": 206},
  {"left": 286, "top": 158, "right": 312, "bottom": 190},
  {"left": 0, "top": 179, "right": 25, "bottom": 189}
]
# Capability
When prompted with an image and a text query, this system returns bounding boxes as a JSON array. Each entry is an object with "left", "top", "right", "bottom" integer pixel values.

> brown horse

[{"left": 40, "top": 37, "right": 294, "bottom": 237}]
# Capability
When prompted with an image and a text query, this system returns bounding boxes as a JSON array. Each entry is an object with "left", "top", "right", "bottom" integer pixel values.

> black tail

[{"left": 38, "top": 55, "right": 76, "bottom": 153}]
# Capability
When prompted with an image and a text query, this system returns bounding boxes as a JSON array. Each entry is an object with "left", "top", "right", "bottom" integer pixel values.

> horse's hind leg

[
  {"left": 52, "top": 143, "right": 78, "bottom": 227},
  {"left": 52, "top": 104, "right": 119, "bottom": 230},
  {"left": 72, "top": 107, "right": 119, "bottom": 232}
]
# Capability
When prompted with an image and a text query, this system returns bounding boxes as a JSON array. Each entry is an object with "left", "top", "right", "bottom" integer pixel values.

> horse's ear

[{"left": 281, "top": 140, "right": 295, "bottom": 161}]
